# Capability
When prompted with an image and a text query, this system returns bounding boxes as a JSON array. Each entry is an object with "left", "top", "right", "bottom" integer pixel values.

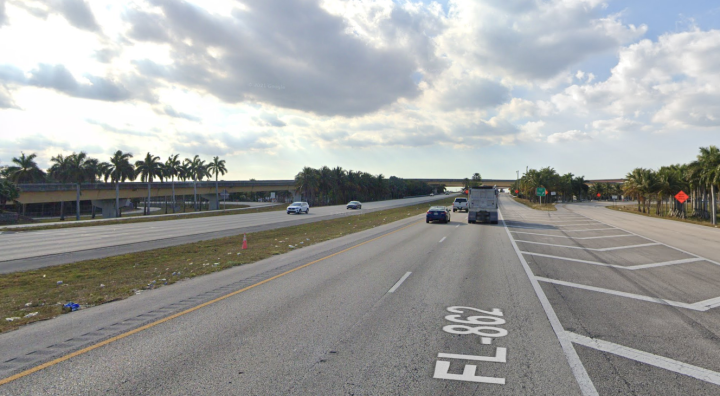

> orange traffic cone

[{"left": 242, "top": 233, "right": 248, "bottom": 250}]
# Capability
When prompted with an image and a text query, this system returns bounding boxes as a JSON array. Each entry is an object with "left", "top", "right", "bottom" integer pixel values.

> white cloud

[
  {"left": 551, "top": 28, "right": 720, "bottom": 129},
  {"left": 547, "top": 130, "right": 592, "bottom": 143},
  {"left": 439, "top": 0, "right": 646, "bottom": 82}
]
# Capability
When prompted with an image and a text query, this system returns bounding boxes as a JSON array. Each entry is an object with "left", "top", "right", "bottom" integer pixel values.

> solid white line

[
  {"left": 514, "top": 240, "right": 660, "bottom": 251},
  {"left": 566, "top": 332, "right": 720, "bottom": 386},
  {"left": 499, "top": 210, "right": 599, "bottom": 396},
  {"left": 506, "top": 225, "right": 617, "bottom": 231},
  {"left": 521, "top": 252, "right": 704, "bottom": 270},
  {"left": 535, "top": 277, "right": 702, "bottom": 311},
  {"left": 692, "top": 295, "right": 720, "bottom": 310},
  {"left": 510, "top": 231, "right": 633, "bottom": 240},
  {"left": 564, "top": 208, "right": 720, "bottom": 267},
  {"left": 388, "top": 272, "right": 412, "bottom": 293},
  {"left": 439, "top": 237, "right": 447, "bottom": 243}
]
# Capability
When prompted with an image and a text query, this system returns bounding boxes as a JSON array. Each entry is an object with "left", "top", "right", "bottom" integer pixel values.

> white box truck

[{"left": 468, "top": 186, "right": 499, "bottom": 224}]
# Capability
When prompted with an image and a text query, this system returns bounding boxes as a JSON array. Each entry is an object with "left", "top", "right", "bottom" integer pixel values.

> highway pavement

[
  {"left": 2, "top": 194, "right": 720, "bottom": 394},
  {"left": 502, "top": 196, "right": 720, "bottom": 395},
  {"left": 0, "top": 196, "right": 581, "bottom": 395},
  {"left": 0, "top": 195, "right": 453, "bottom": 273}
]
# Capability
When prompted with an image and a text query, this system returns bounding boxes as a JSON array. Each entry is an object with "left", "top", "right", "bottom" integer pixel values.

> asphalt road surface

[
  {"left": 0, "top": 195, "right": 453, "bottom": 273},
  {"left": 1, "top": 194, "right": 719, "bottom": 395}
]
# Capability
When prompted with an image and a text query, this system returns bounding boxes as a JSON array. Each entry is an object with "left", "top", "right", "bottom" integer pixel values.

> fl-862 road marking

[{"left": 433, "top": 306, "right": 508, "bottom": 385}]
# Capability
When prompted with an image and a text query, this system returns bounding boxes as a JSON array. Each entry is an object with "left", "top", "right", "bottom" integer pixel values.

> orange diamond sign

[{"left": 675, "top": 191, "right": 689, "bottom": 204}]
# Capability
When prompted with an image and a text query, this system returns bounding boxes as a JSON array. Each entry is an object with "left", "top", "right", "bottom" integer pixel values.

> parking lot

[{"left": 500, "top": 196, "right": 720, "bottom": 395}]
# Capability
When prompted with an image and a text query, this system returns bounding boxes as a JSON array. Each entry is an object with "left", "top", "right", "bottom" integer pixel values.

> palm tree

[
  {"left": 48, "top": 154, "right": 71, "bottom": 220},
  {"left": 331, "top": 166, "right": 346, "bottom": 203},
  {"left": 165, "top": 154, "right": 181, "bottom": 213},
  {"left": 207, "top": 156, "right": 228, "bottom": 210},
  {"left": 185, "top": 156, "right": 203, "bottom": 210},
  {"left": 0, "top": 179, "right": 20, "bottom": 211},
  {"left": 178, "top": 161, "right": 192, "bottom": 211},
  {"left": 471, "top": 172, "right": 483, "bottom": 188},
  {"left": 7, "top": 152, "right": 46, "bottom": 183},
  {"left": 106, "top": 151, "right": 135, "bottom": 217},
  {"left": 64, "top": 152, "right": 99, "bottom": 220},
  {"left": 295, "top": 167, "right": 318, "bottom": 204},
  {"left": 693, "top": 146, "right": 720, "bottom": 225},
  {"left": 135, "top": 153, "right": 164, "bottom": 215}
]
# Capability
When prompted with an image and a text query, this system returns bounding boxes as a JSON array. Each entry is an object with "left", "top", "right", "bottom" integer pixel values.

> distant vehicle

[
  {"left": 426, "top": 206, "right": 451, "bottom": 224},
  {"left": 452, "top": 197, "right": 468, "bottom": 212},
  {"left": 286, "top": 202, "right": 309, "bottom": 214},
  {"left": 346, "top": 201, "right": 362, "bottom": 209},
  {"left": 430, "top": 193, "right": 434, "bottom": 196},
  {"left": 445, "top": 191, "right": 449, "bottom": 195},
  {"left": 468, "top": 186, "right": 498, "bottom": 224}
]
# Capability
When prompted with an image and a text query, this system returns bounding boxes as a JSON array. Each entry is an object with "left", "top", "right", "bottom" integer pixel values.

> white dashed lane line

[{"left": 387, "top": 272, "right": 412, "bottom": 293}]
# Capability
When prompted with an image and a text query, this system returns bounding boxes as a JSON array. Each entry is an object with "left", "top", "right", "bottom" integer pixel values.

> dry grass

[
  {"left": 512, "top": 196, "right": 557, "bottom": 211},
  {"left": 0, "top": 197, "right": 455, "bottom": 333}
]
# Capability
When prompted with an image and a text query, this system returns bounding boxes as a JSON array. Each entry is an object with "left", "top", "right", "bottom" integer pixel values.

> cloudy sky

[{"left": 1, "top": 0, "right": 719, "bottom": 180}]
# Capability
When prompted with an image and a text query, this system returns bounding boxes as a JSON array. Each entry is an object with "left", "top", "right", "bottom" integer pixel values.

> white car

[
  {"left": 452, "top": 197, "right": 468, "bottom": 212},
  {"left": 286, "top": 202, "right": 310, "bottom": 214}
]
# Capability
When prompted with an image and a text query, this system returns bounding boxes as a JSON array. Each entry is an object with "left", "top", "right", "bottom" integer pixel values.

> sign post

[
  {"left": 221, "top": 189, "right": 230, "bottom": 210},
  {"left": 536, "top": 187, "right": 546, "bottom": 205},
  {"left": 675, "top": 190, "right": 689, "bottom": 217}
]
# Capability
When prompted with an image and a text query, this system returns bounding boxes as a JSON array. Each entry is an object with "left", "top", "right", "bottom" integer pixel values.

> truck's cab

[{"left": 468, "top": 186, "right": 499, "bottom": 224}]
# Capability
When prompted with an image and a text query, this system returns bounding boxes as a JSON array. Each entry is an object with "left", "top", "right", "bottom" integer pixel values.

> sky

[{"left": 1, "top": 0, "right": 719, "bottom": 181}]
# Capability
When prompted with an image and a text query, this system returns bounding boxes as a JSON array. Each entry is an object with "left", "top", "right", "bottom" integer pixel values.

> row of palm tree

[
  {"left": 510, "top": 167, "right": 593, "bottom": 203},
  {"left": 294, "top": 166, "right": 435, "bottom": 206},
  {"left": 623, "top": 146, "right": 720, "bottom": 224},
  {"left": 2, "top": 151, "right": 227, "bottom": 219}
]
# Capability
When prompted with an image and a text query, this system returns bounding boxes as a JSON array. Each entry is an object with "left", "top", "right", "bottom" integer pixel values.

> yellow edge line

[{"left": 0, "top": 219, "right": 422, "bottom": 386}]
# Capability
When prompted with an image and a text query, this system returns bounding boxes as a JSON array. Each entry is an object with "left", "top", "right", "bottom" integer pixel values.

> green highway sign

[{"left": 536, "top": 187, "right": 546, "bottom": 196}]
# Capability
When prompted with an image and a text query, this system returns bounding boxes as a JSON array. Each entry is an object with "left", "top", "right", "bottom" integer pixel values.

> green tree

[
  {"left": 6, "top": 152, "right": 46, "bottom": 183},
  {"left": 207, "top": 156, "right": 228, "bottom": 210},
  {"left": 47, "top": 154, "right": 71, "bottom": 220},
  {"left": 295, "top": 167, "right": 318, "bottom": 204},
  {"left": 692, "top": 146, "right": 720, "bottom": 225},
  {"left": 165, "top": 154, "right": 181, "bottom": 213},
  {"left": 185, "top": 156, "right": 203, "bottom": 210},
  {"left": 103, "top": 151, "right": 135, "bottom": 217},
  {"left": 135, "top": 153, "right": 164, "bottom": 215},
  {"left": 0, "top": 179, "right": 20, "bottom": 211}
]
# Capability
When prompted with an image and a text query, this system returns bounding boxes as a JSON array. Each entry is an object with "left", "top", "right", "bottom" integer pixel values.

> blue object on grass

[{"left": 63, "top": 302, "right": 80, "bottom": 312}]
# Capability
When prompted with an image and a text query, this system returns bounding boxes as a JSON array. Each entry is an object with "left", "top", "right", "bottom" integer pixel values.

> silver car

[{"left": 286, "top": 202, "right": 310, "bottom": 214}]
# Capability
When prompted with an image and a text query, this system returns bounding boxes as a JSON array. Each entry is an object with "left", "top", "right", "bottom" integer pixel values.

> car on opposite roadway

[
  {"left": 286, "top": 202, "right": 310, "bottom": 214},
  {"left": 346, "top": 201, "right": 362, "bottom": 209},
  {"left": 426, "top": 206, "right": 451, "bottom": 224},
  {"left": 452, "top": 197, "right": 468, "bottom": 212}
]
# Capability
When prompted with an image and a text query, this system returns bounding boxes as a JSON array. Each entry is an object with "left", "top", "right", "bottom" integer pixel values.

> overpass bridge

[
  {"left": 410, "top": 179, "right": 625, "bottom": 188},
  {"left": 412, "top": 179, "right": 515, "bottom": 188},
  {"left": 15, "top": 180, "right": 296, "bottom": 218},
  {"left": 12, "top": 178, "right": 624, "bottom": 218}
]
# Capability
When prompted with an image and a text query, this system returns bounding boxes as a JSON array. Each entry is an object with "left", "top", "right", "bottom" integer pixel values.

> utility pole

[{"left": 516, "top": 170, "right": 519, "bottom": 197}]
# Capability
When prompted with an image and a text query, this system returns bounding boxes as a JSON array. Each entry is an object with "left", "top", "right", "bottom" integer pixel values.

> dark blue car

[
  {"left": 426, "top": 206, "right": 451, "bottom": 224},
  {"left": 347, "top": 201, "right": 362, "bottom": 209}
]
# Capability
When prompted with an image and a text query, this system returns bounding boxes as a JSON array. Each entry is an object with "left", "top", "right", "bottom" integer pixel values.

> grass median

[
  {"left": 0, "top": 204, "right": 285, "bottom": 233},
  {"left": 512, "top": 196, "right": 557, "bottom": 211},
  {"left": 0, "top": 197, "right": 454, "bottom": 333}
]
